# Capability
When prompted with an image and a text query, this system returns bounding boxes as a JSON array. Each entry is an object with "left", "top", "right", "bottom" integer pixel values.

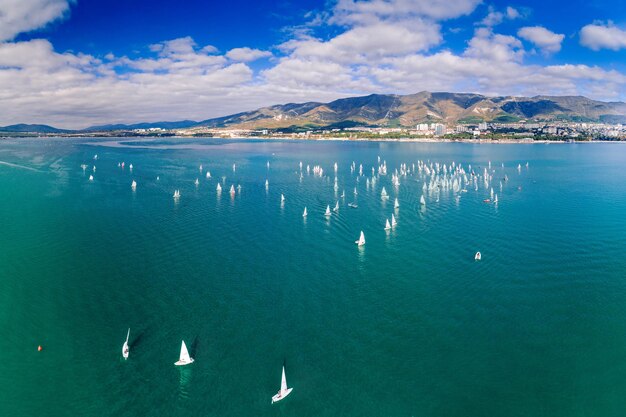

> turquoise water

[{"left": 1, "top": 138, "right": 626, "bottom": 416}]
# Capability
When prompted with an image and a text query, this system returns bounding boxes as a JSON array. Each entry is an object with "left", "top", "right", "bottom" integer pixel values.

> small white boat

[
  {"left": 232, "top": 163, "right": 236, "bottom": 172},
  {"left": 348, "top": 202, "right": 358, "bottom": 208},
  {"left": 340, "top": 191, "right": 345, "bottom": 198},
  {"left": 355, "top": 231, "right": 365, "bottom": 246},
  {"left": 237, "top": 184, "right": 242, "bottom": 193},
  {"left": 131, "top": 180, "right": 137, "bottom": 190},
  {"left": 265, "top": 179, "right": 269, "bottom": 189},
  {"left": 156, "top": 176, "right": 160, "bottom": 181},
  {"left": 475, "top": 252, "right": 482, "bottom": 261},
  {"left": 216, "top": 183, "right": 222, "bottom": 192},
  {"left": 271, "top": 365, "right": 293, "bottom": 404},
  {"left": 267, "top": 161, "right": 270, "bottom": 169},
  {"left": 206, "top": 171, "right": 211, "bottom": 179},
  {"left": 324, "top": 205, "right": 331, "bottom": 217},
  {"left": 381, "top": 187, "right": 389, "bottom": 200},
  {"left": 199, "top": 164, "right": 203, "bottom": 172},
  {"left": 420, "top": 195, "right": 426, "bottom": 206},
  {"left": 88, "top": 175, "right": 94, "bottom": 181},
  {"left": 384, "top": 219, "right": 391, "bottom": 230},
  {"left": 229, "top": 185, "right": 235, "bottom": 194},
  {"left": 354, "top": 187, "right": 358, "bottom": 195},
  {"left": 129, "top": 164, "right": 133, "bottom": 170},
  {"left": 394, "top": 198, "right": 399, "bottom": 209},
  {"left": 303, "top": 207, "right": 307, "bottom": 217},
  {"left": 391, "top": 214, "right": 397, "bottom": 227},
  {"left": 195, "top": 178, "right": 199, "bottom": 186},
  {"left": 333, "top": 201, "right": 339, "bottom": 212},
  {"left": 173, "top": 189, "right": 180, "bottom": 198},
  {"left": 122, "top": 328, "right": 130, "bottom": 360},
  {"left": 281, "top": 194, "right": 285, "bottom": 203},
  {"left": 174, "top": 340, "right": 194, "bottom": 366}
]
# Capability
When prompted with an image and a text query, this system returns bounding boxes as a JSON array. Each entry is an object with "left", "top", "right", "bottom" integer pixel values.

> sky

[{"left": 1, "top": 0, "right": 626, "bottom": 128}]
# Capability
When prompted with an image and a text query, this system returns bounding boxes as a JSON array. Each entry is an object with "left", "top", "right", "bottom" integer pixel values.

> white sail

[
  {"left": 381, "top": 187, "right": 388, "bottom": 199},
  {"left": 333, "top": 201, "right": 339, "bottom": 212},
  {"left": 355, "top": 231, "right": 365, "bottom": 246},
  {"left": 122, "top": 328, "right": 130, "bottom": 360},
  {"left": 281, "top": 194, "right": 285, "bottom": 203},
  {"left": 325, "top": 205, "right": 331, "bottom": 216},
  {"left": 89, "top": 175, "right": 94, "bottom": 181},
  {"left": 195, "top": 178, "right": 199, "bottom": 186},
  {"left": 272, "top": 365, "right": 293, "bottom": 403},
  {"left": 391, "top": 214, "right": 397, "bottom": 227},
  {"left": 216, "top": 183, "right": 222, "bottom": 192},
  {"left": 420, "top": 195, "right": 426, "bottom": 205},
  {"left": 394, "top": 198, "right": 399, "bottom": 209},
  {"left": 265, "top": 179, "right": 269, "bottom": 189},
  {"left": 174, "top": 340, "right": 194, "bottom": 366},
  {"left": 384, "top": 219, "right": 391, "bottom": 230},
  {"left": 206, "top": 171, "right": 211, "bottom": 178},
  {"left": 475, "top": 252, "right": 481, "bottom": 261},
  {"left": 303, "top": 207, "right": 307, "bottom": 217},
  {"left": 131, "top": 180, "right": 137, "bottom": 190},
  {"left": 230, "top": 185, "right": 235, "bottom": 194}
]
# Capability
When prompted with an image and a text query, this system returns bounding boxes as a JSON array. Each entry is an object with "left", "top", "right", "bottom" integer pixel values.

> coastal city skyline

[{"left": 2, "top": 0, "right": 626, "bottom": 128}]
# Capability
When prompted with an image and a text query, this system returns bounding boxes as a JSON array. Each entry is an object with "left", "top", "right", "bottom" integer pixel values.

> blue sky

[{"left": 2, "top": 0, "right": 626, "bottom": 127}]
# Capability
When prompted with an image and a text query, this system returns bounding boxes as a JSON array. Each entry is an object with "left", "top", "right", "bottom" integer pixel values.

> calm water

[{"left": 1, "top": 138, "right": 626, "bottom": 416}]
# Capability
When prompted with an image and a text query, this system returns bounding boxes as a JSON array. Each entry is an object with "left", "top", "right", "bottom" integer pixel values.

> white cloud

[
  {"left": 0, "top": 0, "right": 73, "bottom": 41},
  {"left": 465, "top": 28, "right": 524, "bottom": 62},
  {"left": 479, "top": 5, "right": 522, "bottom": 27},
  {"left": 226, "top": 47, "right": 272, "bottom": 62},
  {"left": 518, "top": 26, "right": 565, "bottom": 54},
  {"left": 580, "top": 22, "right": 626, "bottom": 51}
]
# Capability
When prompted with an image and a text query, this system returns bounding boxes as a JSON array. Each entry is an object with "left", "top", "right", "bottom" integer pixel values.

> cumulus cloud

[
  {"left": 1, "top": 0, "right": 626, "bottom": 127},
  {"left": 0, "top": 0, "right": 73, "bottom": 41},
  {"left": 518, "top": 26, "right": 565, "bottom": 54},
  {"left": 479, "top": 5, "right": 522, "bottom": 27},
  {"left": 226, "top": 47, "right": 272, "bottom": 62},
  {"left": 580, "top": 22, "right": 626, "bottom": 51}
]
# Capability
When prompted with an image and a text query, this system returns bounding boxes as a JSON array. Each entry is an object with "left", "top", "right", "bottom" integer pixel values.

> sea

[{"left": 1, "top": 137, "right": 626, "bottom": 416}]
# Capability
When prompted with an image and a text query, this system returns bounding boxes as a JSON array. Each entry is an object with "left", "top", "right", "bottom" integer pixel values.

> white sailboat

[
  {"left": 475, "top": 251, "right": 482, "bottom": 261},
  {"left": 265, "top": 179, "right": 269, "bottom": 189},
  {"left": 384, "top": 219, "right": 391, "bottom": 230},
  {"left": 271, "top": 365, "right": 293, "bottom": 404},
  {"left": 302, "top": 207, "right": 307, "bottom": 217},
  {"left": 391, "top": 214, "right": 397, "bottom": 227},
  {"left": 355, "top": 231, "right": 365, "bottom": 246},
  {"left": 281, "top": 194, "right": 285, "bottom": 204},
  {"left": 131, "top": 180, "right": 137, "bottom": 190},
  {"left": 381, "top": 187, "right": 389, "bottom": 200},
  {"left": 195, "top": 178, "right": 199, "bottom": 186},
  {"left": 420, "top": 195, "right": 426, "bottom": 205},
  {"left": 394, "top": 198, "right": 399, "bottom": 209},
  {"left": 230, "top": 185, "right": 235, "bottom": 195},
  {"left": 354, "top": 187, "right": 358, "bottom": 195},
  {"left": 174, "top": 340, "right": 194, "bottom": 366},
  {"left": 88, "top": 175, "right": 94, "bottom": 181},
  {"left": 173, "top": 189, "right": 180, "bottom": 198},
  {"left": 206, "top": 171, "right": 211, "bottom": 179},
  {"left": 122, "top": 328, "right": 130, "bottom": 360},
  {"left": 333, "top": 201, "right": 339, "bottom": 212},
  {"left": 216, "top": 183, "right": 222, "bottom": 192},
  {"left": 324, "top": 205, "right": 331, "bottom": 217}
]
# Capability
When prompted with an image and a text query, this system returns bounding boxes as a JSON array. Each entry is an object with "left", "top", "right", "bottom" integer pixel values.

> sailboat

[
  {"left": 281, "top": 194, "right": 285, "bottom": 204},
  {"left": 271, "top": 365, "right": 293, "bottom": 404},
  {"left": 173, "top": 189, "right": 180, "bottom": 198},
  {"left": 206, "top": 171, "right": 211, "bottom": 179},
  {"left": 333, "top": 201, "right": 339, "bottom": 212},
  {"left": 394, "top": 198, "right": 399, "bottom": 209},
  {"left": 381, "top": 187, "right": 389, "bottom": 200},
  {"left": 122, "top": 328, "right": 130, "bottom": 360},
  {"left": 131, "top": 180, "right": 137, "bottom": 190},
  {"left": 391, "top": 214, "right": 397, "bottom": 227},
  {"left": 88, "top": 175, "right": 94, "bottom": 181},
  {"left": 230, "top": 185, "right": 235, "bottom": 195},
  {"left": 174, "top": 340, "right": 194, "bottom": 366},
  {"left": 420, "top": 195, "right": 426, "bottom": 205},
  {"left": 195, "top": 178, "right": 199, "bottom": 186},
  {"left": 216, "top": 183, "right": 222, "bottom": 192},
  {"left": 475, "top": 252, "right": 482, "bottom": 261},
  {"left": 265, "top": 179, "right": 269, "bottom": 189},
  {"left": 354, "top": 187, "right": 358, "bottom": 195},
  {"left": 355, "top": 231, "right": 365, "bottom": 246},
  {"left": 302, "top": 207, "right": 307, "bottom": 217},
  {"left": 384, "top": 219, "right": 391, "bottom": 230},
  {"left": 324, "top": 205, "right": 331, "bottom": 217}
]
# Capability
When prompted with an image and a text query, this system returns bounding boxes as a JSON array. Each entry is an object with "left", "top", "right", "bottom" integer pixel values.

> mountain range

[{"left": 2, "top": 92, "right": 626, "bottom": 133}]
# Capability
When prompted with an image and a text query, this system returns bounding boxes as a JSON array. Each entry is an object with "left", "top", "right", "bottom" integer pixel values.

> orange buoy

[{"left": 38, "top": 345, "right": 42, "bottom": 352}]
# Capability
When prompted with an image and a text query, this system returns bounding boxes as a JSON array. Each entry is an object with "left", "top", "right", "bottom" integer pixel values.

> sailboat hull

[
  {"left": 272, "top": 388, "right": 293, "bottom": 404},
  {"left": 174, "top": 358, "right": 194, "bottom": 366}
]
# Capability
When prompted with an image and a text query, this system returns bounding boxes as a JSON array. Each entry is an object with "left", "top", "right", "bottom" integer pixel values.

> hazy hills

[{"left": 3, "top": 92, "right": 626, "bottom": 133}]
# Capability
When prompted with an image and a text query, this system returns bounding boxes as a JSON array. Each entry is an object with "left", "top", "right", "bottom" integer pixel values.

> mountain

[
  {"left": 0, "top": 124, "right": 72, "bottom": 133},
  {"left": 196, "top": 92, "right": 626, "bottom": 129},
  {"left": 84, "top": 120, "right": 198, "bottom": 131}
]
